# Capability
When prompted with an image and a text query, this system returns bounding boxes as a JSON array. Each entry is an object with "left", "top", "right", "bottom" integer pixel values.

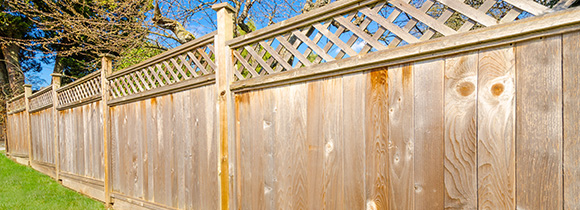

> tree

[{"left": 4, "top": 0, "right": 154, "bottom": 68}]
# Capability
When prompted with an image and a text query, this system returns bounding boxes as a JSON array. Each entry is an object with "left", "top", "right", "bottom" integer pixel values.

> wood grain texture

[
  {"left": 563, "top": 31, "right": 580, "bottom": 210},
  {"left": 7, "top": 111, "right": 30, "bottom": 156},
  {"left": 515, "top": 36, "right": 562, "bottom": 210},
  {"left": 387, "top": 64, "right": 414, "bottom": 209},
  {"left": 318, "top": 77, "right": 344, "bottom": 210},
  {"left": 477, "top": 46, "right": 516, "bottom": 210},
  {"left": 304, "top": 80, "right": 325, "bottom": 210},
  {"left": 342, "top": 73, "right": 366, "bottom": 210},
  {"left": 109, "top": 85, "right": 218, "bottom": 209},
  {"left": 30, "top": 109, "right": 55, "bottom": 165},
  {"left": 57, "top": 102, "right": 104, "bottom": 181},
  {"left": 365, "top": 68, "right": 389, "bottom": 210},
  {"left": 413, "top": 59, "right": 445, "bottom": 209},
  {"left": 444, "top": 52, "right": 478, "bottom": 210}
]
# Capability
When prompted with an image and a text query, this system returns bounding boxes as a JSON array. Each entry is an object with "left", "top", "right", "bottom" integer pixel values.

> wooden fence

[{"left": 4, "top": 0, "right": 580, "bottom": 209}]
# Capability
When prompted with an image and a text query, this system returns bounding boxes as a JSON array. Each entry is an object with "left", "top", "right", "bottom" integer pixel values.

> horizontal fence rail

[
  {"left": 7, "top": 94, "right": 26, "bottom": 114},
  {"left": 29, "top": 86, "right": 53, "bottom": 112},
  {"left": 227, "top": 0, "right": 553, "bottom": 81},
  {"left": 56, "top": 70, "right": 102, "bottom": 110},
  {"left": 106, "top": 31, "right": 217, "bottom": 100}
]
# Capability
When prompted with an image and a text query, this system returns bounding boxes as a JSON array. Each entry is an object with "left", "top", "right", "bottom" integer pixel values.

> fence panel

[
  {"left": 107, "top": 31, "right": 219, "bottom": 209},
  {"left": 232, "top": 30, "right": 578, "bottom": 210},
  {"left": 109, "top": 84, "right": 218, "bottom": 209},
  {"left": 29, "top": 86, "right": 55, "bottom": 166},
  {"left": 6, "top": 94, "right": 29, "bottom": 158}
]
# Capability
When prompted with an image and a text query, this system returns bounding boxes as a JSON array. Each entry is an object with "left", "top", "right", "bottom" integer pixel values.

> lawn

[{"left": 0, "top": 150, "right": 106, "bottom": 210}]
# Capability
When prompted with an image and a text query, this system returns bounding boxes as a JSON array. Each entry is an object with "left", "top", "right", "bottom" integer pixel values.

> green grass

[{"left": 0, "top": 150, "right": 106, "bottom": 210}]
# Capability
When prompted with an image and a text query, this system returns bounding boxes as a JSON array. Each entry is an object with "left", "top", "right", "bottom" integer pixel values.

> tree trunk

[
  {"left": 0, "top": 50, "right": 9, "bottom": 144},
  {"left": 53, "top": 52, "right": 64, "bottom": 74},
  {"left": 0, "top": 50, "right": 11, "bottom": 96},
  {"left": 1, "top": 43, "right": 24, "bottom": 95}
]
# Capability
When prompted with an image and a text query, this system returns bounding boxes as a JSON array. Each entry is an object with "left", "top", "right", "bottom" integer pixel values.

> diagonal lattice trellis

[
  {"left": 7, "top": 94, "right": 26, "bottom": 113},
  {"left": 230, "top": 0, "right": 552, "bottom": 80},
  {"left": 56, "top": 72, "right": 102, "bottom": 107},
  {"left": 29, "top": 87, "right": 54, "bottom": 111},
  {"left": 107, "top": 32, "right": 217, "bottom": 99}
]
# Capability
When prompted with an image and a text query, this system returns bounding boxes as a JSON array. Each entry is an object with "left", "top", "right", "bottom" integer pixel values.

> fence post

[
  {"left": 24, "top": 84, "right": 32, "bottom": 166},
  {"left": 50, "top": 74, "right": 62, "bottom": 181},
  {"left": 100, "top": 54, "right": 114, "bottom": 207},
  {"left": 212, "top": 3, "right": 235, "bottom": 210}
]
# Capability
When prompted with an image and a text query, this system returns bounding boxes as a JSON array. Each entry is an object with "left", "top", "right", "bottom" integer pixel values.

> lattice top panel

[
  {"left": 228, "top": 0, "right": 553, "bottom": 80},
  {"left": 7, "top": 94, "right": 26, "bottom": 113},
  {"left": 56, "top": 71, "right": 102, "bottom": 108},
  {"left": 107, "top": 32, "right": 217, "bottom": 99},
  {"left": 29, "top": 86, "right": 53, "bottom": 111}
]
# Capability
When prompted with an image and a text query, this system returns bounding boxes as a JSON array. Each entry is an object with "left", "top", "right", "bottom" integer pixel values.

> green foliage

[
  {"left": 114, "top": 43, "right": 164, "bottom": 71},
  {"left": 0, "top": 152, "right": 105, "bottom": 210}
]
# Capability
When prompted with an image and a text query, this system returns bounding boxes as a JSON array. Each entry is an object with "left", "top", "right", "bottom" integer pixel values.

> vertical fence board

[
  {"left": 111, "top": 106, "right": 120, "bottom": 192},
  {"left": 414, "top": 59, "right": 445, "bottom": 209},
  {"left": 305, "top": 80, "right": 325, "bottom": 210},
  {"left": 174, "top": 92, "right": 185, "bottom": 209},
  {"left": 444, "top": 52, "right": 478, "bottom": 209},
  {"left": 342, "top": 73, "right": 366, "bottom": 210},
  {"left": 563, "top": 31, "right": 580, "bottom": 210},
  {"left": 147, "top": 99, "right": 157, "bottom": 202},
  {"left": 320, "top": 77, "right": 344, "bottom": 210},
  {"left": 387, "top": 64, "right": 414, "bottom": 209},
  {"left": 207, "top": 85, "right": 219, "bottom": 210},
  {"left": 261, "top": 88, "right": 275, "bottom": 210},
  {"left": 272, "top": 85, "right": 290, "bottom": 210},
  {"left": 516, "top": 36, "right": 563, "bottom": 210},
  {"left": 238, "top": 91, "right": 253, "bottom": 210},
  {"left": 251, "top": 90, "right": 266, "bottom": 210},
  {"left": 365, "top": 68, "right": 389, "bottom": 210},
  {"left": 477, "top": 46, "right": 516, "bottom": 210},
  {"left": 274, "top": 83, "right": 308, "bottom": 210},
  {"left": 190, "top": 87, "right": 203, "bottom": 209}
]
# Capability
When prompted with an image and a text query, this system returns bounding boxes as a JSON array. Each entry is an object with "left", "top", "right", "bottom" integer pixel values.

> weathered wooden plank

[
  {"left": 137, "top": 101, "right": 145, "bottom": 199},
  {"left": 477, "top": 45, "right": 516, "bottom": 210},
  {"left": 516, "top": 36, "right": 562, "bottom": 209},
  {"left": 319, "top": 77, "right": 344, "bottom": 210},
  {"left": 342, "top": 73, "right": 366, "bottom": 210},
  {"left": 173, "top": 92, "right": 185, "bottom": 209},
  {"left": 444, "top": 52, "right": 478, "bottom": 209},
  {"left": 167, "top": 95, "right": 177, "bottom": 207},
  {"left": 207, "top": 84, "right": 220, "bottom": 210},
  {"left": 413, "top": 59, "right": 445, "bottom": 209},
  {"left": 153, "top": 96, "right": 167, "bottom": 205},
  {"left": 145, "top": 98, "right": 157, "bottom": 202},
  {"left": 386, "top": 64, "right": 414, "bottom": 209},
  {"left": 365, "top": 68, "right": 389, "bottom": 209},
  {"left": 189, "top": 87, "right": 202, "bottom": 209},
  {"left": 237, "top": 92, "right": 252, "bottom": 210},
  {"left": 273, "top": 83, "right": 308, "bottom": 209},
  {"left": 251, "top": 90, "right": 266, "bottom": 210},
  {"left": 260, "top": 88, "right": 276, "bottom": 210},
  {"left": 563, "top": 31, "right": 580, "bottom": 210},
  {"left": 304, "top": 80, "right": 326, "bottom": 210}
]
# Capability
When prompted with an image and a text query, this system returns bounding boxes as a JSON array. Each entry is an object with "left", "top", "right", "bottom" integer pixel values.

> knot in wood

[
  {"left": 456, "top": 81, "right": 475, "bottom": 96},
  {"left": 491, "top": 83, "right": 504, "bottom": 96}
]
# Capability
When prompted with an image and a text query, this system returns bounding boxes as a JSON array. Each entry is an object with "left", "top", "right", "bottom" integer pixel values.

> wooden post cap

[{"left": 212, "top": 2, "right": 234, "bottom": 12}]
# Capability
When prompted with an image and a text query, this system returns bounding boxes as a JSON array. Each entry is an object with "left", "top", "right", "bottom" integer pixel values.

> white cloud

[{"left": 351, "top": 40, "right": 367, "bottom": 52}]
